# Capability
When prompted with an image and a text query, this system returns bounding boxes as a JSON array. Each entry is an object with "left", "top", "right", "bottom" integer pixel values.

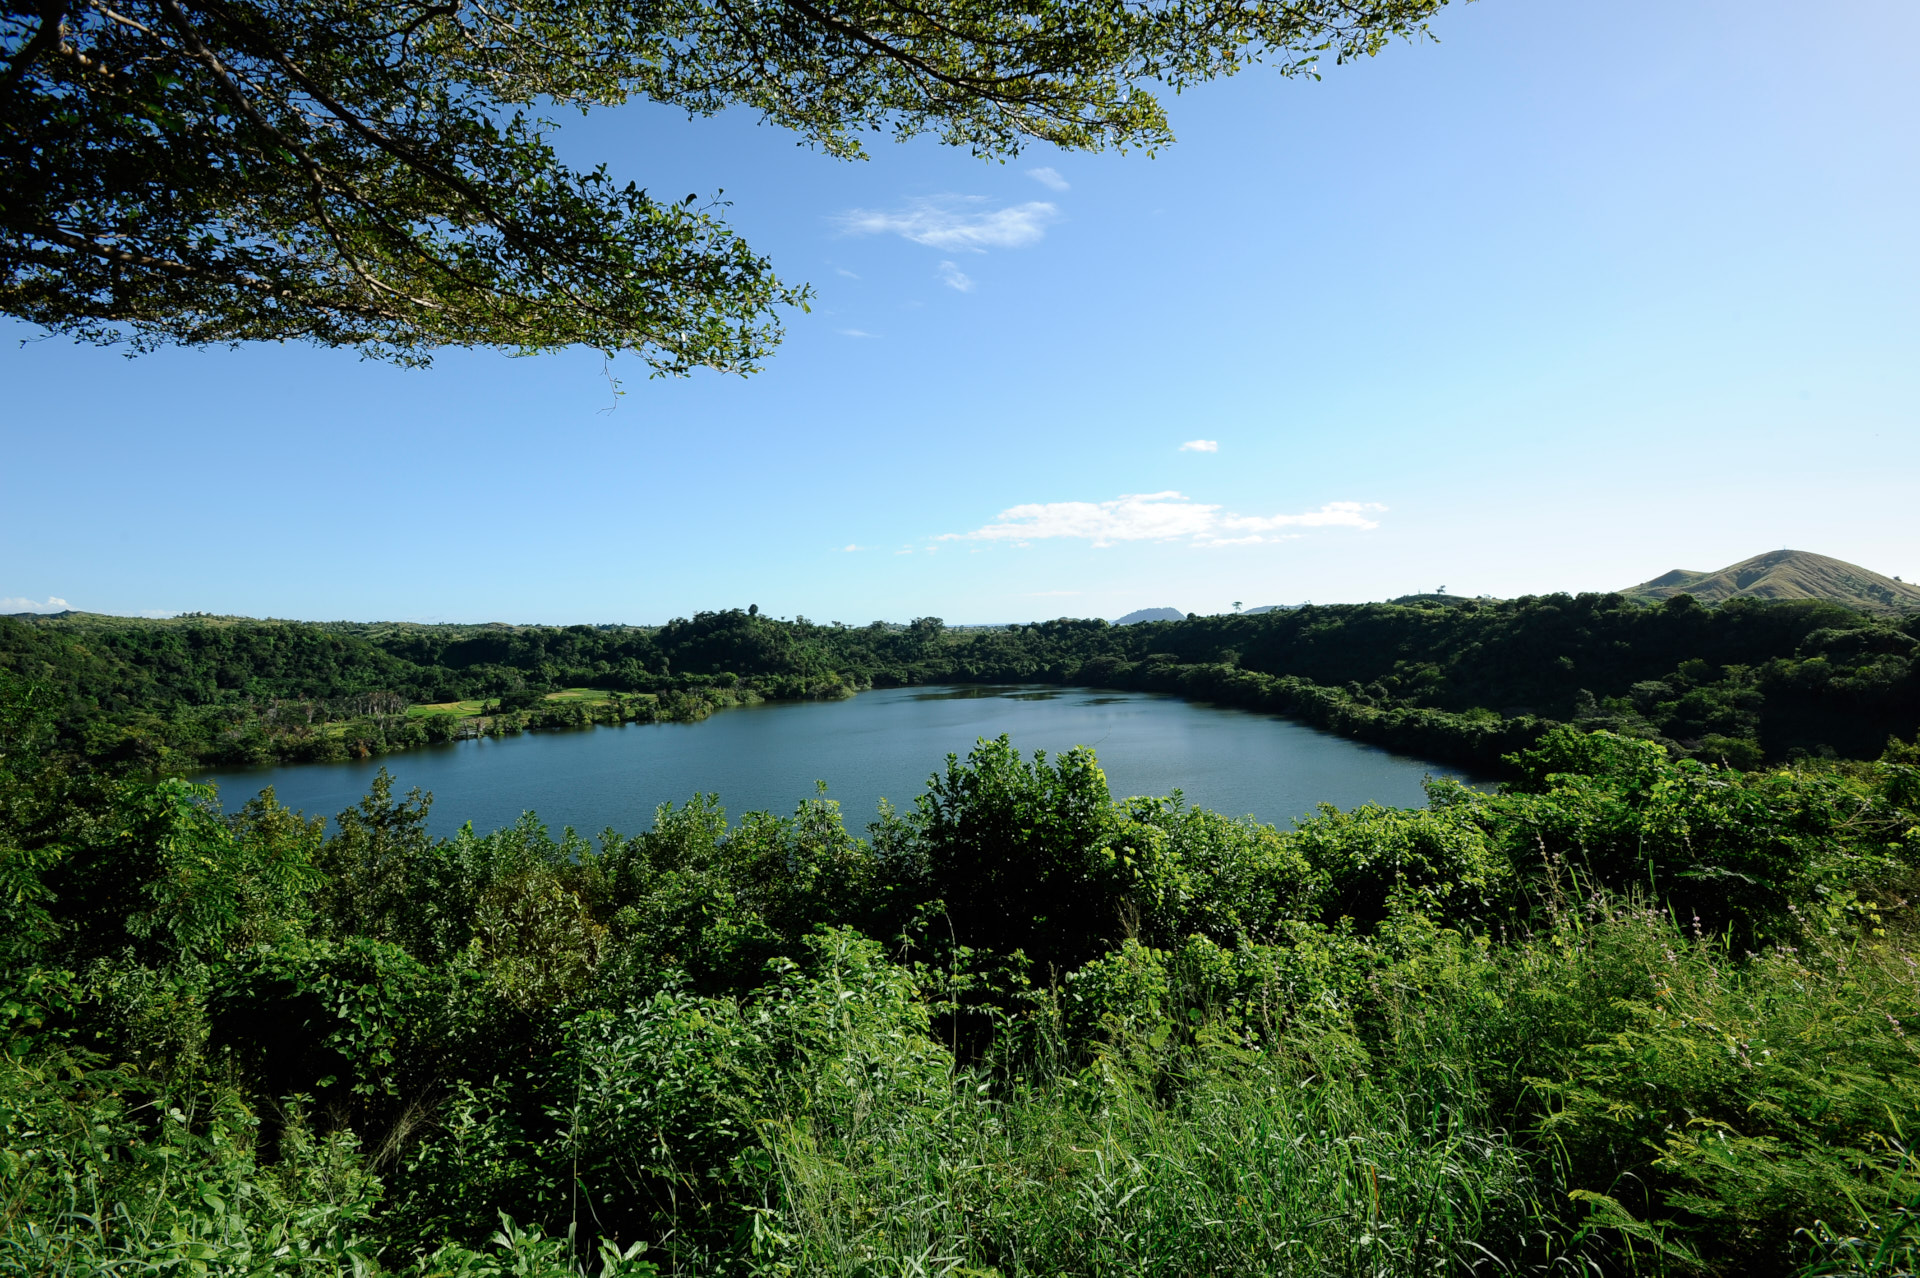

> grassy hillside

[{"left": 1623, "top": 548, "right": 1920, "bottom": 611}]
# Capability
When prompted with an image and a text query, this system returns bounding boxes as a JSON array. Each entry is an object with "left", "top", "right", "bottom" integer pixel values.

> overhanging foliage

[{"left": 1, "top": 0, "right": 1446, "bottom": 368}]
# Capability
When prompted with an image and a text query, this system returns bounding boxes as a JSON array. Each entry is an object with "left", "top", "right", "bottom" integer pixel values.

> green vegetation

[
  {"left": 4, "top": 662, "right": 1918, "bottom": 1275},
  {"left": 2, "top": 0, "right": 1441, "bottom": 370},
  {"left": 5, "top": 590, "right": 1916, "bottom": 776},
  {"left": 1621, "top": 549, "right": 1920, "bottom": 612},
  {"left": 0, "top": 610, "right": 862, "bottom": 772}
]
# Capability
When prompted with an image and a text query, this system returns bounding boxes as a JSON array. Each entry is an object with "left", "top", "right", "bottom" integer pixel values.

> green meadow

[{"left": 406, "top": 688, "right": 629, "bottom": 721}]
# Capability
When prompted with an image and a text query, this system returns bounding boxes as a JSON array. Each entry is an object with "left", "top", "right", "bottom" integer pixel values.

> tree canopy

[
  {"left": 2, "top": 667, "right": 1918, "bottom": 1272},
  {"left": 6, "top": 592, "right": 1916, "bottom": 774},
  {"left": 1, "top": 0, "right": 1448, "bottom": 372}
]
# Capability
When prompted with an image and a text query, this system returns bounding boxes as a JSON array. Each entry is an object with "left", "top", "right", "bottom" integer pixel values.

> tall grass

[
  {"left": 6, "top": 721, "right": 1916, "bottom": 1276},
  {"left": 751, "top": 1032, "right": 1536, "bottom": 1277}
]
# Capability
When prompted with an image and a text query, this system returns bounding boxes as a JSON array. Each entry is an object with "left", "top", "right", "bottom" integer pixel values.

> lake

[{"left": 196, "top": 684, "right": 1481, "bottom": 839}]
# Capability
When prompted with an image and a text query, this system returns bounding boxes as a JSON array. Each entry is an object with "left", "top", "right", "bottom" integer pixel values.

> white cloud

[
  {"left": 836, "top": 196, "right": 1059, "bottom": 252},
  {"left": 836, "top": 328, "right": 874, "bottom": 338},
  {"left": 1026, "top": 167, "right": 1070, "bottom": 191},
  {"left": 1193, "top": 533, "right": 1304, "bottom": 548},
  {"left": 842, "top": 544, "right": 861, "bottom": 552},
  {"left": 2, "top": 595, "right": 70, "bottom": 613},
  {"left": 1023, "top": 590, "right": 1081, "bottom": 596},
  {"left": 1180, "top": 439, "right": 1219, "bottom": 453},
  {"left": 937, "top": 261, "right": 974, "bottom": 292},
  {"left": 1216, "top": 501, "right": 1386, "bottom": 533},
  {"left": 835, "top": 267, "right": 860, "bottom": 278},
  {"left": 939, "top": 494, "right": 1385, "bottom": 549},
  {"left": 942, "top": 492, "right": 1217, "bottom": 548}
]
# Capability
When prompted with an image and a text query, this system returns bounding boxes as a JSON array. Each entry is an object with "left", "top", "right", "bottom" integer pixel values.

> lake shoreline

[
  {"left": 173, "top": 664, "right": 1539, "bottom": 786},
  {"left": 193, "top": 683, "right": 1485, "bottom": 840}
]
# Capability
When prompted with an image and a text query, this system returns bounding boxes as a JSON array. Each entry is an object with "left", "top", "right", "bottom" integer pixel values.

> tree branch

[{"left": 0, "top": 0, "right": 67, "bottom": 93}]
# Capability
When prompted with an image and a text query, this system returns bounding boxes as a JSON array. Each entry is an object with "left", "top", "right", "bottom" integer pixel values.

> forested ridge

[
  {"left": 2, "top": 658, "right": 1918, "bottom": 1275},
  {"left": 4, "top": 590, "right": 1915, "bottom": 774}
]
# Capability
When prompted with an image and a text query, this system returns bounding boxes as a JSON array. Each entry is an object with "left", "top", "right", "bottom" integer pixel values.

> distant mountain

[
  {"left": 1113, "top": 607, "right": 1186, "bottom": 625},
  {"left": 1621, "top": 549, "right": 1920, "bottom": 611},
  {"left": 1242, "top": 604, "right": 1303, "bottom": 615}
]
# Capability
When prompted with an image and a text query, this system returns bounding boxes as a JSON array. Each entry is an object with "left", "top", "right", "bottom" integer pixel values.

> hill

[
  {"left": 1622, "top": 549, "right": 1920, "bottom": 611},
  {"left": 1113, "top": 607, "right": 1185, "bottom": 625}
]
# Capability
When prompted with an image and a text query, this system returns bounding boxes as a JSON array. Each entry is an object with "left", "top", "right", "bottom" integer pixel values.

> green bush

[{"left": 5, "top": 690, "right": 1920, "bottom": 1275}]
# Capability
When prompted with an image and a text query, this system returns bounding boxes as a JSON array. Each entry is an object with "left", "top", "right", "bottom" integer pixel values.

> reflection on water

[
  {"left": 197, "top": 684, "right": 1484, "bottom": 840},
  {"left": 907, "top": 686, "right": 1066, "bottom": 702}
]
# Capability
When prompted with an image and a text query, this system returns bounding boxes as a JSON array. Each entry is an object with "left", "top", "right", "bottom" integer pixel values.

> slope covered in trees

[
  {"left": 2, "top": 665, "right": 1917, "bottom": 1275},
  {"left": 4, "top": 591, "right": 1915, "bottom": 774}
]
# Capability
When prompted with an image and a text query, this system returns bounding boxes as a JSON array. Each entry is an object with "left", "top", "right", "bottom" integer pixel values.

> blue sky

[{"left": 5, "top": 0, "right": 1917, "bottom": 624}]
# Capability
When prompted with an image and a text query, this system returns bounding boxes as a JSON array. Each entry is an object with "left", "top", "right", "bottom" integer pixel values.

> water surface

[{"left": 197, "top": 685, "right": 1478, "bottom": 839}]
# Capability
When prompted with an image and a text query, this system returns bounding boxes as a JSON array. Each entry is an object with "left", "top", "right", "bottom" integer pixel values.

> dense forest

[
  {"left": 2, "top": 661, "right": 1917, "bottom": 1275},
  {"left": 3, "top": 591, "right": 1915, "bottom": 775}
]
